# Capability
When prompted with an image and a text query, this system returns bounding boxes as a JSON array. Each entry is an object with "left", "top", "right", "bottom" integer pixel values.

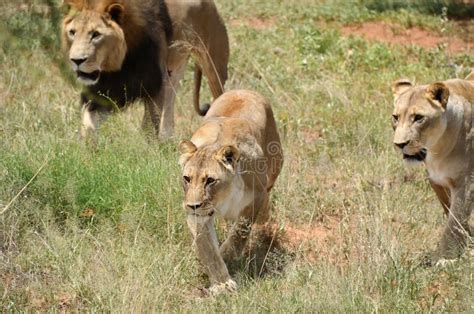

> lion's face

[
  {"left": 62, "top": 3, "right": 127, "bottom": 85},
  {"left": 391, "top": 79, "right": 449, "bottom": 164},
  {"left": 179, "top": 141, "right": 240, "bottom": 217}
]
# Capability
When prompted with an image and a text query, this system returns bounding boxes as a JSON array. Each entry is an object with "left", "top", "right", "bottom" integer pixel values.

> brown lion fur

[
  {"left": 63, "top": 0, "right": 172, "bottom": 110},
  {"left": 62, "top": 0, "right": 229, "bottom": 138}
]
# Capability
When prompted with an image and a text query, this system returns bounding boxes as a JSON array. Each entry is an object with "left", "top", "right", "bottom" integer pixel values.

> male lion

[
  {"left": 62, "top": 0, "right": 229, "bottom": 138},
  {"left": 178, "top": 90, "right": 283, "bottom": 295},
  {"left": 391, "top": 72, "right": 473, "bottom": 265}
]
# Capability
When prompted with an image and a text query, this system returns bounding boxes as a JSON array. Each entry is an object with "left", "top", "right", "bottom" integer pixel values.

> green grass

[
  {"left": 362, "top": 0, "right": 474, "bottom": 20},
  {"left": 1, "top": 0, "right": 473, "bottom": 311}
]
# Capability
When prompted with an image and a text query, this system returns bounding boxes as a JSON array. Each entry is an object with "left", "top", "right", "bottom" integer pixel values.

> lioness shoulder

[{"left": 178, "top": 90, "right": 283, "bottom": 295}]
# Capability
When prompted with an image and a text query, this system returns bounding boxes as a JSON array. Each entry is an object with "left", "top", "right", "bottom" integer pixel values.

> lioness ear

[
  {"left": 178, "top": 140, "right": 197, "bottom": 167},
  {"left": 105, "top": 3, "right": 124, "bottom": 24},
  {"left": 392, "top": 79, "right": 413, "bottom": 97},
  {"left": 215, "top": 145, "right": 240, "bottom": 173},
  {"left": 426, "top": 82, "right": 449, "bottom": 110}
]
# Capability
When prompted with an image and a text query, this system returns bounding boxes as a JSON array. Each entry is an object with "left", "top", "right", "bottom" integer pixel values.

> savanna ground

[{"left": 1, "top": 0, "right": 473, "bottom": 311}]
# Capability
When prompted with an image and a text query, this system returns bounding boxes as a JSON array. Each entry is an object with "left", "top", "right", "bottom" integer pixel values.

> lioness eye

[
  {"left": 205, "top": 177, "right": 216, "bottom": 186},
  {"left": 414, "top": 114, "right": 424, "bottom": 123},
  {"left": 392, "top": 114, "right": 399, "bottom": 122},
  {"left": 183, "top": 176, "right": 191, "bottom": 183},
  {"left": 91, "top": 31, "right": 101, "bottom": 39},
  {"left": 69, "top": 29, "right": 76, "bottom": 37}
]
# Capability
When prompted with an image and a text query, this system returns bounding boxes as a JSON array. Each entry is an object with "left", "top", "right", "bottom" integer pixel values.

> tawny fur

[
  {"left": 392, "top": 72, "right": 473, "bottom": 263},
  {"left": 179, "top": 90, "right": 283, "bottom": 295}
]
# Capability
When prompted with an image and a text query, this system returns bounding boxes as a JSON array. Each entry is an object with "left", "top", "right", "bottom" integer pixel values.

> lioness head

[
  {"left": 391, "top": 79, "right": 450, "bottom": 164},
  {"left": 179, "top": 140, "right": 240, "bottom": 217},
  {"left": 62, "top": 0, "right": 127, "bottom": 85}
]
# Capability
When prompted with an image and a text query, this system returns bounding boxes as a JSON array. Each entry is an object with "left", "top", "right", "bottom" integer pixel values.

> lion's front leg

[
  {"left": 80, "top": 103, "right": 110, "bottom": 139},
  {"left": 143, "top": 44, "right": 167, "bottom": 139},
  {"left": 220, "top": 216, "right": 253, "bottom": 263},
  {"left": 220, "top": 193, "right": 268, "bottom": 263},
  {"left": 186, "top": 215, "right": 236, "bottom": 295},
  {"left": 434, "top": 187, "right": 472, "bottom": 264},
  {"left": 160, "top": 63, "right": 186, "bottom": 138},
  {"left": 142, "top": 90, "right": 164, "bottom": 139},
  {"left": 429, "top": 179, "right": 451, "bottom": 216}
]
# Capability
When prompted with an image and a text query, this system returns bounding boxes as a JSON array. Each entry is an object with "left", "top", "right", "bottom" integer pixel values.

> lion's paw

[
  {"left": 434, "top": 258, "right": 457, "bottom": 267},
  {"left": 209, "top": 279, "right": 237, "bottom": 296},
  {"left": 421, "top": 250, "right": 461, "bottom": 268}
]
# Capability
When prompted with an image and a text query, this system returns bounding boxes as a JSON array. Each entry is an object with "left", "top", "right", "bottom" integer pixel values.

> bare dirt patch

[
  {"left": 230, "top": 17, "right": 276, "bottom": 30},
  {"left": 456, "top": 20, "right": 474, "bottom": 43},
  {"left": 282, "top": 215, "right": 345, "bottom": 264},
  {"left": 341, "top": 21, "right": 472, "bottom": 54},
  {"left": 237, "top": 216, "right": 345, "bottom": 278}
]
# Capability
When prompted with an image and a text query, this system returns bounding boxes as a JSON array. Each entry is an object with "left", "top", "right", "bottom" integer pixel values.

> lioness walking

[
  {"left": 178, "top": 90, "right": 283, "bottom": 295},
  {"left": 391, "top": 72, "right": 473, "bottom": 265}
]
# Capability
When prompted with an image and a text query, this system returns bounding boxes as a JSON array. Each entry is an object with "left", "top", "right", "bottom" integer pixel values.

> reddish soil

[
  {"left": 341, "top": 21, "right": 473, "bottom": 54},
  {"left": 284, "top": 217, "right": 340, "bottom": 246},
  {"left": 280, "top": 215, "right": 346, "bottom": 263},
  {"left": 230, "top": 17, "right": 276, "bottom": 30}
]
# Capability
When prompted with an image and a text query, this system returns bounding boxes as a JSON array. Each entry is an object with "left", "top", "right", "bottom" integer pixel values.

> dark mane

[{"left": 81, "top": 0, "right": 172, "bottom": 111}]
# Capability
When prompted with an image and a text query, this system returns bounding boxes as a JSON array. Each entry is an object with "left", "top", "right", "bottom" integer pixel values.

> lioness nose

[
  {"left": 395, "top": 141, "right": 409, "bottom": 149},
  {"left": 71, "top": 58, "right": 87, "bottom": 66},
  {"left": 187, "top": 202, "right": 203, "bottom": 211}
]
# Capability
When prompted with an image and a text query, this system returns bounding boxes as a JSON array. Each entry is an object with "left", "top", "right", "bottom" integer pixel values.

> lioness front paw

[
  {"left": 422, "top": 250, "right": 460, "bottom": 267},
  {"left": 209, "top": 279, "right": 237, "bottom": 296},
  {"left": 434, "top": 258, "right": 457, "bottom": 267}
]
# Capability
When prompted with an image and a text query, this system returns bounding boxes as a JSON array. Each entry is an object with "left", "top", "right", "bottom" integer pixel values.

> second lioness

[
  {"left": 392, "top": 72, "right": 473, "bottom": 264},
  {"left": 179, "top": 90, "right": 283, "bottom": 295}
]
